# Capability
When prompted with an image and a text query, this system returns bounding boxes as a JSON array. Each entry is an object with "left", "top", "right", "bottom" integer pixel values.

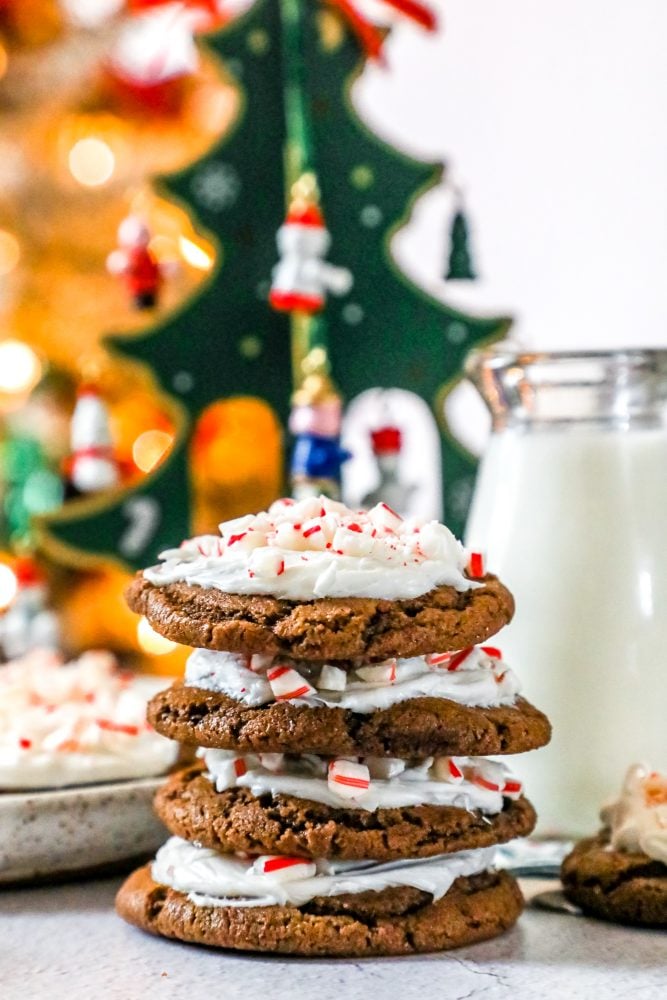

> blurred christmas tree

[{"left": 43, "top": 0, "right": 509, "bottom": 576}]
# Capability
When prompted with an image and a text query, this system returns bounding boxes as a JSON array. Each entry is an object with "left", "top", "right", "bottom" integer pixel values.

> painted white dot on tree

[
  {"left": 191, "top": 163, "right": 241, "bottom": 212},
  {"left": 360, "top": 205, "right": 382, "bottom": 228},
  {"left": 446, "top": 322, "right": 467, "bottom": 345},
  {"left": 246, "top": 28, "right": 270, "bottom": 55},
  {"left": 342, "top": 303, "right": 364, "bottom": 325},
  {"left": 349, "top": 165, "right": 374, "bottom": 190},
  {"left": 238, "top": 335, "right": 263, "bottom": 360},
  {"left": 173, "top": 370, "right": 194, "bottom": 393}
]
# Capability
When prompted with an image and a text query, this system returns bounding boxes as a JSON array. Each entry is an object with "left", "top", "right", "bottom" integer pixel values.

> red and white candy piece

[
  {"left": 328, "top": 759, "right": 371, "bottom": 799},
  {"left": 332, "top": 525, "right": 374, "bottom": 557},
  {"left": 317, "top": 664, "right": 347, "bottom": 692},
  {"left": 467, "top": 551, "right": 485, "bottom": 577},
  {"left": 469, "top": 760, "right": 504, "bottom": 792},
  {"left": 501, "top": 778, "right": 523, "bottom": 800},
  {"left": 365, "top": 756, "right": 406, "bottom": 780},
  {"left": 433, "top": 756, "right": 465, "bottom": 783},
  {"left": 480, "top": 646, "right": 502, "bottom": 660},
  {"left": 259, "top": 753, "right": 284, "bottom": 773},
  {"left": 426, "top": 648, "right": 473, "bottom": 671},
  {"left": 368, "top": 501, "right": 403, "bottom": 533},
  {"left": 252, "top": 855, "right": 317, "bottom": 880},
  {"left": 249, "top": 652, "right": 274, "bottom": 673},
  {"left": 249, "top": 548, "right": 286, "bottom": 578},
  {"left": 266, "top": 665, "right": 316, "bottom": 701},
  {"left": 355, "top": 659, "right": 398, "bottom": 684}
]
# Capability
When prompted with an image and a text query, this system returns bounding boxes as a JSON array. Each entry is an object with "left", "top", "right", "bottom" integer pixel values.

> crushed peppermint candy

[
  {"left": 147, "top": 496, "right": 479, "bottom": 601},
  {"left": 201, "top": 748, "right": 523, "bottom": 813}
]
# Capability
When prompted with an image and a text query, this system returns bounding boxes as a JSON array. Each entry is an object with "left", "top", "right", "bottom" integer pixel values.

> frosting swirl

[
  {"left": 185, "top": 644, "right": 520, "bottom": 713},
  {"left": 152, "top": 836, "right": 497, "bottom": 908},
  {"left": 201, "top": 748, "right": 522, "bottom": 813},
  {"left": 0, "top": 649, "right": 178, "bottom": 789},
  {"left": 144, "top": 496, "right": 476, "bottom": 601},
  {"left": 601, "top": 763, "right": 667, "bottom": 864}
]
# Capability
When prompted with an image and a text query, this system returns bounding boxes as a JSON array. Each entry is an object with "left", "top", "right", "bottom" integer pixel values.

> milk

[{"left": 466, "top": 426, "right": 667, "bottom": 835}]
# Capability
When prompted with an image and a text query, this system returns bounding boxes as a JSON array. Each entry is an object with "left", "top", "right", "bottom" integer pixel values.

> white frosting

[
  {"left": 184, "top": 644, "right": 520, "bottom": 713},
  {"left": 152, "top": 836, "right": 497, "bottom": 908},
  {"left": 201, "top": 749, "right": 521, "bottom": 813},
  {"left": 0, "top": 649, "right": 178, "bottom": 789},
  {"left": 601, "top": 763, "right": 667, "bottom": 864},
  {"left": 144, "top": 495, "right": 477, "bottom": 600}
]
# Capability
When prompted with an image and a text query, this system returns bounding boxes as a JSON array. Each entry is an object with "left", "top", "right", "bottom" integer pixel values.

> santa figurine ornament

[
  {"left": 107, "top": 214, "right": 164, "bottom": 310},
  {"left": 67, "top": 384, "right": 120, "bottom": 496},
  {"left": 269, "top": 173, "right": 352, "bottom": 314}
]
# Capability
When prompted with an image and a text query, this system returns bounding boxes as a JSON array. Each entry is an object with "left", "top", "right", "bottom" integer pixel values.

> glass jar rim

[{"left": 464, "top": 342, "right": 667, "bottom": 429}]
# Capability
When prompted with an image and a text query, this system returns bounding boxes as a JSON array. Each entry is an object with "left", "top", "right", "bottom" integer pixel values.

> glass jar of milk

[{"left": 464, "top": 346, "right": 667, "bottom": 836}]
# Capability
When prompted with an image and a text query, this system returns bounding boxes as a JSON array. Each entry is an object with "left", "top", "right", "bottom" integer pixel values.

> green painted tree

[{"left": 40, "top": 0, "right": 509, "bottom": 569}]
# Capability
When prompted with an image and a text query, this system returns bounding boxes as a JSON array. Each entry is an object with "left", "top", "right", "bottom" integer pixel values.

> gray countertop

[{"left": 1, "top": 876, "right": 664, "bottom": 1000}]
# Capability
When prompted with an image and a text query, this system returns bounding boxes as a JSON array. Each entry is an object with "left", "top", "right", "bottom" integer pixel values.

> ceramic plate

[{"left": 0, "top": 776, "right": 167, "bottom": 884}]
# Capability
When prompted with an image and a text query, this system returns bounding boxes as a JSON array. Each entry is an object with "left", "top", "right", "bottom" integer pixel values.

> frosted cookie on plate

[
  {"left": 0, "top": 649, "right": 178, "bottom": 790},
  {"left": 561, "top": 764, "right": 667, "bottom": 927},
  {"left": 126, "top": 497, "right": 515, "bottom": 661}
]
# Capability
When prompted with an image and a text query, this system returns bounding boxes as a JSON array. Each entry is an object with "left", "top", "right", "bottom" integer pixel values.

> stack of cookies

[{"left": 117, "top": 497, "right": 551, "bottom": 957}]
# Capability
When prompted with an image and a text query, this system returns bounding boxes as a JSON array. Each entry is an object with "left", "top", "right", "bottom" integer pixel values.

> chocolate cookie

[
  {"left": 148, "top": 683, "right": 551, "bottom": 758},
  {"left": 155, "top": 763, "right": 537, "bottom": 862},
  {"left": 126, "top": 574, "right": 514, "bottom": 661},
  {"left": 562, "top": 834, "right": 667, "bottom": 928},
  {"left": 116, "top": 863, "right": 523, "bottom": 957}
]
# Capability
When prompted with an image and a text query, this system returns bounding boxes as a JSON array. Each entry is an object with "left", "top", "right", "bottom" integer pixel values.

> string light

[
  {"left": 132, "top": 429, "right": 173, "bottom": 473},
  {"left": 0, "top": 230, "right": 20, "bottom": 276},
  {"left": 137, "top": 616, "right": 177, "bottom": 655},
  {"left": 68, "top": 138, "right": 116, "bottom": 187},
  {"left": 0, "top": 341, "right": 42, "bottom": 395},
  {"left": 0, "top": 564, "right": 17, "bottom": 611}
]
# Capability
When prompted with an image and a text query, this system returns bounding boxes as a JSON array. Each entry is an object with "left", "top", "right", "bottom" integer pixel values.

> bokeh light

[
  {"left": 0, "top": 340, "right": 43, "bottom": 395},
  {"left": 68, "top": 138, "right": 116, "bottom": 187},
  {"left": 137, "top": 616, "right": 177, "bottom": 655},
  {"left": 0, "top": 564, "right": 18, "bottom": 611},
  {"left": 0, "top": 230, "right": 21, "bottom": 276},
  {"left": 132, "top": 429, "right": 173, "bottom": 473},
  {"left": 179, "top": 235, "right": 213, "bottom": 270}
]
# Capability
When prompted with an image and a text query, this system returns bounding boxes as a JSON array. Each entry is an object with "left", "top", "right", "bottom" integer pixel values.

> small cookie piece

[
  {"left": 125, "top": 574, "right": 514, "bottom": 662},
  {"left": 116, "top": 864, "right": 523, "bottom": 957},
  {"left": 562, "top": 834, "right": 667, "bottom": 928},
  {"left": 148, "top": 683, "right": 552, "bottom": 758},
  {"left": 155, "top": 763, "right": 537, "bottom": 862}
]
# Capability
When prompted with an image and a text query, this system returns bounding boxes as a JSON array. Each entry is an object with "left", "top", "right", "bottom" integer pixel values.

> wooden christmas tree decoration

[{"left": 40, "top": 0, "right": 510, "bottom": 571}]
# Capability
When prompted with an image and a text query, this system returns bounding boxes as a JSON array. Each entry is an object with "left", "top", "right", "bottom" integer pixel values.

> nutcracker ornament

[
  {"left": 289, "top": 371, "right": 351, "bottom": 500},
  {"left": 106, "top": 214, "right": 164, "bottom": 310},
  {"left": 361, "top": 423, "right": 414, "bottom": 515},
  {"left": 269, "top": 174, "right": 353, "bottom": 314},
  {"left": 0, "top": 555, "right": 60, "bottom": 661},
  {"left": 68, "top": 384, "right": 120, "bottom": 496}
]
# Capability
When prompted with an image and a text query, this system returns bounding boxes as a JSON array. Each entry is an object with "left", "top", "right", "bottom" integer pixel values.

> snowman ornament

[
  {"left": 69, "top": 385, "right": 120, "bottom": 495},
  {"left": 269, "top": 202, "right": 352, "bottom": 314}
]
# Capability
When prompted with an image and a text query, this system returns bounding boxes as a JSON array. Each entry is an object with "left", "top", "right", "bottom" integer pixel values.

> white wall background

[{"left": 355, "top": 0, "right": 667, "bottom": 351}]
